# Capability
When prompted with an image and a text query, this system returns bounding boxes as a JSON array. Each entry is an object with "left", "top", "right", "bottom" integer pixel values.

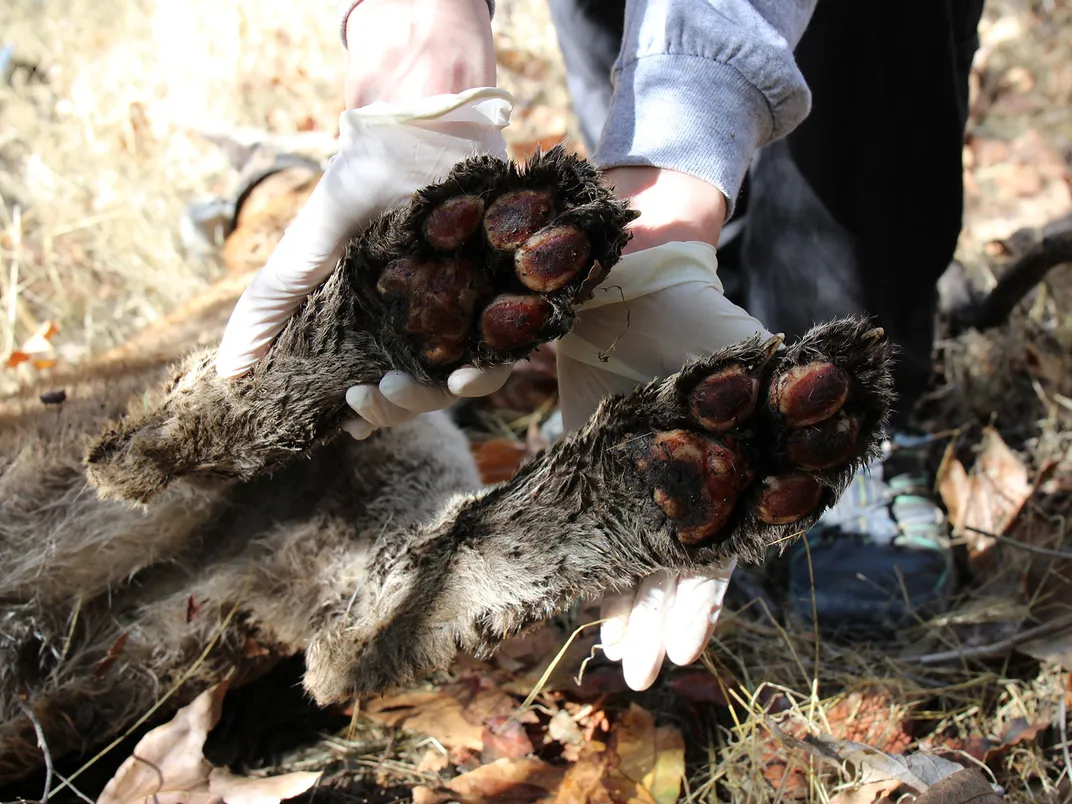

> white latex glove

[
  {"left": 557, "top": 241, "right": 774, "bottom": 691},
  {"left": 215, "top": 88, "right": 516, "bottom": 437}
]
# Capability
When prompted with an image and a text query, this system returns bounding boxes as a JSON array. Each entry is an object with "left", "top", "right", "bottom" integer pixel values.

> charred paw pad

[
  {"left": 629, "top": 320, "right": 894, "bottom": 553},
  {"left": 360, "top": 147, "right": 637, "bottom": 379}
]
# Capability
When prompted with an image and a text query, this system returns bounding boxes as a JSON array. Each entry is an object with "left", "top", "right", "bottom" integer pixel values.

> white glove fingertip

[
  {"left": 447, "top": 363, "right": 513, "bottom": 398},
  {"left": 599, "top": 591, "right": 635, "bottom": 663},
  {"left": 345, "top": 385, "right": 419, "bottom": 429},
  {"left": 619, "top": 572, "right": 675, "bottom": 691},
  {"left": 663, "top": 562, "right": 736, "bottom": 667},
  {"left": 341, "top": 417, "right": 377, "bottom": 441},
  {"left": 379, "top": 371, "right": 457, "bottom": 413}
]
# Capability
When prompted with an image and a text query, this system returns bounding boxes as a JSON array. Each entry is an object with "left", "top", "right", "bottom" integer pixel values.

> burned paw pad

[
  {"left": 631, "top": 325, "right": 891, "bottom": 548},
  {"left": 369, "top": 148, "right": 636, "bottom": 376}
]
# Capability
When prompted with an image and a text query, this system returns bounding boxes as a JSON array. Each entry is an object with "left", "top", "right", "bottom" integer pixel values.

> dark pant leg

[
  {"left": 545, "top": 0, "right": 625, "bottom": 154},
  {"left": 744, "top": 0, "right": 985, "bottom": 426}
]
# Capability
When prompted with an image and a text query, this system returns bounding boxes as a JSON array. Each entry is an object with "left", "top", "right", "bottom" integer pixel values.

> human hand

[
  {"left": 216, "top": 1, "right": 516, "bottom": 435},
  {"left": 557, "top": 166, "right": 773, "bottom": 691}
]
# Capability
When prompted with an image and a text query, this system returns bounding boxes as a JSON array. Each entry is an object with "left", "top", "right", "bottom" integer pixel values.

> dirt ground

[{"left": 1, "top": 0, "right": 1071, "bottom": 802}]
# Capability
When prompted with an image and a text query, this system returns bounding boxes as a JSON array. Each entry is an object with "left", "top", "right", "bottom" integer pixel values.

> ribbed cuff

[
  {"left": 595, "top": 55, "right": 777, "bottom": 221},
  {"left": 338, "top": 0, "right": 496, "bottom": 47}
]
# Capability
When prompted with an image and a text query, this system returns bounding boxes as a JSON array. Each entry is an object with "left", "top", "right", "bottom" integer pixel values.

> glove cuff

[
  {"left": 574, "top": 241, "right": 725, "bottom": 312},
  {"left": 340, "top": 86, "right": 513, "bottom": 128}
]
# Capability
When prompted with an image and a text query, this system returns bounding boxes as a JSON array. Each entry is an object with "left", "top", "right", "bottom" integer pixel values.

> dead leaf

[
  {"left": 553, "top": 740, "right": 614, "bottom": 804},
  {"left": 481, "top": 716, "right": 534, "bottom": 762},
  {"left": 603, "top": 704, "right": 686, "bottom": 804},
  {"left": 771, "top": 725, "right": 969, "bottom": 796},
  {"left": 416, "top": 746, "right": 451, "bottom": 773},
  {"left": 470, "top": 438, "right": 529, "bottom": 485},
  {"left": 913, "top": 768, "right": 1003, "bottom": 803},
  {"left": 363, "top": 690, "right": 485, "bottom": 751},
  {"left": 98, "top": 681, "right": 321, "bottom": 804},
  {"left": 830, "top": 778, "right": 902, "bottom": 804},
  {"left": 760, "top": 690, "right": 912, "bottom": 795},
  {"left": 207, "top": 768, "right": 323, "bottom": 804},
  {"left": 362, "top": 677, "right": 527, "bottom": 753},
  {"left": 938, "top": 427, "right": 1033, "bottom": 560},
  {"left": 445, "top": 756, "right": 565, "bottom": 802},
  {"left": 6, "top": 351, "right": 29, "bottom": 368},
  {"left": 547, "top": 709, "right": 583, "bottom": 748},
  {"left": 6, "top": 320, "right": 60, "bottom": 368}
]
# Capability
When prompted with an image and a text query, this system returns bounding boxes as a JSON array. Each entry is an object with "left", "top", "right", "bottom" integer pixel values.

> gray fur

[{"left": 0, "top": 148, "right": 892, "bottom": 784}]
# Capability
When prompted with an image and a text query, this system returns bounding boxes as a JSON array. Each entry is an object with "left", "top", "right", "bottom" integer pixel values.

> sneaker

[{"left": 782, "top": 431, "right": 958, "bottom": 639}]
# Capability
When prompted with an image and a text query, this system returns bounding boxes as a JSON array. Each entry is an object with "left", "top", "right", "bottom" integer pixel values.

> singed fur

[{"left": 0, "top": 149, "right": 893, "bottom": 785}]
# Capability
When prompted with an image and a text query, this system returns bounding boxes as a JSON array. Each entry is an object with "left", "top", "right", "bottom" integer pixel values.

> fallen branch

[
  {"left": 950, "top": 214, "right": 1072, "bottom": 334},
  {"left": 963, "top": 524, "right": 1072, "bottom": 560},
  {"left": 911, "top": 611, "right": 1072, "bottom": 665}
]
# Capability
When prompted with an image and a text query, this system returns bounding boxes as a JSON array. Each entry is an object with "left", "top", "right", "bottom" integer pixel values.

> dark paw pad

[
  {"left": 634, "top": 430, "right": 750, "bottom": 545},
  {"left": 768, "top": 362, "right": 850, "bottom": 427},
  {"left": 483, "top": 189, "right": 555, "bottom": 251},
  {"left": 625, "top": 320, "right": 893, "bottom": 555},
  {"left": 366, "top": 147, "right": 638, "bottom": 379}
]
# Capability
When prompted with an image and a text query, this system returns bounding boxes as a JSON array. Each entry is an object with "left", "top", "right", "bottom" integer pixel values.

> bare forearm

[{"left": 340, "top": 0, "right": 496, "bottom": 108}]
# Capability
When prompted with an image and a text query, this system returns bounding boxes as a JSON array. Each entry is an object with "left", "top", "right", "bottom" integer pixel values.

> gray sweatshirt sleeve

[{"left": 595, "top": 0, "right": 817, "bottom": 218}]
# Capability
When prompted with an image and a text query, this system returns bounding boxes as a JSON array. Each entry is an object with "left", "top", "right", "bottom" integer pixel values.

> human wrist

[
  {"left": 602, "top": 167, "right": 728, "bottom": 255},
  {"left": 343, "top": 0, "right": 496, "bottom": 109}
]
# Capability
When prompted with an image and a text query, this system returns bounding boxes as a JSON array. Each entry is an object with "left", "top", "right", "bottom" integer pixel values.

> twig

[
  {"left": 911, "top": 612, "right": 1072, "bottom": 665},
  {"left": 16, "top": 699, "right": 53, "bottom": 803},
  {"left": 963, "top": 524, "right": 1072, "bottom": 559},
  {"left": 1061, "top": 692, "right": 1072, "bottom": 791},
  {"left": 950, "top": 214, "right": 1072, "bottom": 333},
  {"left": 51, "top": 772, "right": 94, "bottom": 804}
]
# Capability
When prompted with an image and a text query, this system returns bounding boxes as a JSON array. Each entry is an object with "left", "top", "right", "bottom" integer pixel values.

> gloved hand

[
  {"left": 215, "top": 88, "right": 518, "bottom": 438},
  {"left": 557, "top": 240, "right": 773, "bottom": 691}
]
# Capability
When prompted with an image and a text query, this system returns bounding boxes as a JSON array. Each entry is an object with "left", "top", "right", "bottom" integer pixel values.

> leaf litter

[{"left": 97, "top": 680, "right": 322, "bottom": 804}]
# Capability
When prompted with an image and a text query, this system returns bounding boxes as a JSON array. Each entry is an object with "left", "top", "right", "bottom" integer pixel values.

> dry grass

[
  {"left": 0, "top": 0, "right": 345, "bottom": 393},
  {"left": 1, "top": 0, "right": 1071, "bottom": 801}
]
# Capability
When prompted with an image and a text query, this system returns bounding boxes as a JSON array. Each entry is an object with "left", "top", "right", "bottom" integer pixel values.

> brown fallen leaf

[
  {"left": 481, "top": 715, "right": 535, "bottom": 762},
  {"left": 206, "top": 767, "right": 325, "bottom": 804},
  {"left": 362, "top": 676, "right": 528, "bottom": 754},
  {"left": 603, "top": 704, "right": 686, "bottom": 804},
  {"left": 6, "top": 319, "right": 60, "bottom": 369},
  {"left": 362, "top": 690, "right": 485, "bottom": 751},
  {"left": 553, "top": 740, "right": 614, "bottom": 804},
  {"left": 774, "top": 724, "right": 1003, "bottom": 803},
  {"left": 913, "top": 768, "right": 1003, "bottom": 803},
  {"left": 470, "top": 438, "right": 530, "bottom": 485},
  {"left": 922, "top": 714, "right": 1050, "bottom": 767},
  {"left": 98, "top": 680, "right": 321, "bottom": 804},
  {"left": 829, "top": 778, "right": 902, "bottom": 804},
  {"left": 760, "top": 690, "right": 912, "bottom": 795},
  {"left": 938, "top": 427, "right": 1033, "bottom": 563},
  {"left": 436, "top": 756, "right": 566, "bottom": 803}
]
